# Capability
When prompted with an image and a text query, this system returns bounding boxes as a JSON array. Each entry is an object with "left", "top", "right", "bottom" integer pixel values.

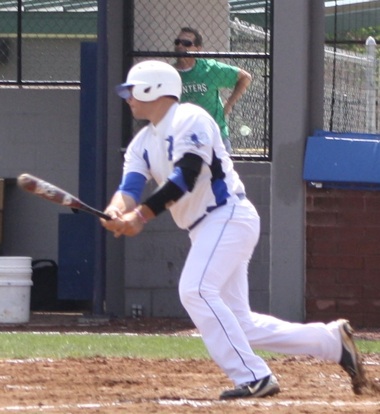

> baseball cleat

[
  {"left": 337, "top": 319, "right": 367, "bottom": 394},
  {"left": 219, "top": 374, "right": 280, "bottom": 399}
]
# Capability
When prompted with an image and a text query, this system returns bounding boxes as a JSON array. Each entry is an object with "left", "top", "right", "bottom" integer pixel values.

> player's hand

[
  {"left": 100, "top": 205, "right": 124, "bottom": 233},
  {"left": 104, "top": 205, "right": 123, "bottom": 219},
  {"left": 112, "top": 211, "right": 144, "bottom": 238}
]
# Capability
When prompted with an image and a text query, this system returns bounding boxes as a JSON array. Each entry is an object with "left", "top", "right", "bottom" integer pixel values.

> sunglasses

[{"left": 174, "top": 38, "right": 194, "bottom": 47}]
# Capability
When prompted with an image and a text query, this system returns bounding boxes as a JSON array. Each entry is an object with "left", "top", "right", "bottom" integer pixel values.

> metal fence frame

[{"left": 0, "top": 0, "right": 97, "bottom": 85}]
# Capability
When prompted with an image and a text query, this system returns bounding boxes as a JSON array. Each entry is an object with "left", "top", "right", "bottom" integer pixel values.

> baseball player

[{"left": 101, "top": 60, "right": 366, "bottom": 399}]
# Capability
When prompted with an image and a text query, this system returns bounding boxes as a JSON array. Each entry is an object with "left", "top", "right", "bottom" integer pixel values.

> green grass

[
  {"left": 0, "top": 333, "right": 209, "bottom": 359},
  {"left": 0, "top": 333, "right": 378, "bottom": 360},
  {"left": 355, "top": 339, "right": 380, "bottom": 354}
]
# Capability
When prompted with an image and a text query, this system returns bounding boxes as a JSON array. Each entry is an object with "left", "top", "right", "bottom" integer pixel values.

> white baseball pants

[{"left": 179, "top": 198, "right": 343, "bottom": 386}]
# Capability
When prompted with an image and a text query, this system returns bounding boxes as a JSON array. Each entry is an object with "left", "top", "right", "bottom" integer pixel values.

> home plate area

[{"left": 0, "top": 355, "right": 379, "bottom": 413}]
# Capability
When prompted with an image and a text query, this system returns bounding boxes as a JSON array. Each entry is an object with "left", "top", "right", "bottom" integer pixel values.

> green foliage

[
  {"left": 326, "top": 26, "right": 380, "bottom": 55},
  {"left": 0, "top": 333, "right": 378, "bottom": 360}
]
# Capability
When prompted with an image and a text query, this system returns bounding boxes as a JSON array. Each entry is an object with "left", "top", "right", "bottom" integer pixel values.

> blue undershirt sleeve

[{"left": 118, "top": 172, "right": 147, "bottom": 203}]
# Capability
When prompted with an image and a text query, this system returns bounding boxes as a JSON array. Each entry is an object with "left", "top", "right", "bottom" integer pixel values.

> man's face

[{"left": 174, "top": 31, "right": 200, "bottom": 52}]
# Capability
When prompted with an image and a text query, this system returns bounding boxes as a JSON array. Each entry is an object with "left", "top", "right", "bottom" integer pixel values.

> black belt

[{"left": 187, "top": 193, "right": 246, "bottom": 231}]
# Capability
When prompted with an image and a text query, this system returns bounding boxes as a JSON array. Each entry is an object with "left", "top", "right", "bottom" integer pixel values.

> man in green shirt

[{"left": 174, "top": 27, "right": 252, "bottom": 153}]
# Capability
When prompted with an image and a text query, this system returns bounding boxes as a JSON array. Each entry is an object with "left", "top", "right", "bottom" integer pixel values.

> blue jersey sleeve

[{"left": 118, "top": 172, "right": 147, "bottom": 203}]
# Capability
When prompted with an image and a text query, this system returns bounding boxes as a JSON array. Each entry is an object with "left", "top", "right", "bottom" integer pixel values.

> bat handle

[{"left": 100, "top": 212, "right": 112, "bottom": 221}]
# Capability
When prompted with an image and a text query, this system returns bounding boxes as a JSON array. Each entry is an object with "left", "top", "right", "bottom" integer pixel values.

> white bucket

[
  {"left": 0, "top": 257, "right": 33, "bottom": 323},
  {"left": 0, "top": 257, "right": 32, "bottom": 268}
]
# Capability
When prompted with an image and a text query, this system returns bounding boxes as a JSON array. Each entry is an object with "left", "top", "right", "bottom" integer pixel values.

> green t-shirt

[{"left": 178, "top": 59, "right": 239, "bottom": 139}]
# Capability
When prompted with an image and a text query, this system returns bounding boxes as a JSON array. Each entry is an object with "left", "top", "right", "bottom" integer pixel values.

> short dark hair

[{"left": 180, "top": 27, "right": 203, "bottom": 47}]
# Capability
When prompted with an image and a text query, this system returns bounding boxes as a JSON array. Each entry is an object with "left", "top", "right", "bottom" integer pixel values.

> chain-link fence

[
  {"left": 324, "top": 0, "right": 380, "bottom": 133},
  {"left": 324, "top": 45, "right": 379, "bottom": 133},
  {"left": 0, "top": 0, "right": 97, "bottom": 84}
]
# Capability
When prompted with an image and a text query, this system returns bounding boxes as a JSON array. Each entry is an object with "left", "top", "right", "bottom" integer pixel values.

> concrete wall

[
  {"left": 104, "top": 0, "right": 128, "bottom": 317},
  {"left": 270, "top": 0, "right": 324, "bottom": 321},
  {"left": 0, "top": 88, "right": 80, "bottom": 260},
  {"left": 0, "top": 39, "right": 88, "bottom": 82}
]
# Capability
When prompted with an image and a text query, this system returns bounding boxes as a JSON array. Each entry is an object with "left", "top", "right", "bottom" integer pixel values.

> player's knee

[
  {"left": 179, "top": 285, "right": 202, "bottom": 310},
  {"left": 179, "top": 284, "right": 220, "bottom": 311}
]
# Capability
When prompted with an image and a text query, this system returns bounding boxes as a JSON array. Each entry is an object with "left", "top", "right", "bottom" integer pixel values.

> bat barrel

[{"left": 17, "top": 173, "right": 111, "bottom": 220}]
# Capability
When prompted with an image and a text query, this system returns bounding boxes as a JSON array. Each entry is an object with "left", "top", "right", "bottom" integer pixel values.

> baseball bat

[{"left": 17, "top": 173, "right": 111, "bottom": 220}]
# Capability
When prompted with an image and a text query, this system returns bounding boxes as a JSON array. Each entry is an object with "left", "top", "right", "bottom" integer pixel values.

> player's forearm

[
  {"left": 134, "top": 204, "right": 155, "bottom": 223},
  {"left": 105, "top": 191, "right": 136, "bottom": 216}
]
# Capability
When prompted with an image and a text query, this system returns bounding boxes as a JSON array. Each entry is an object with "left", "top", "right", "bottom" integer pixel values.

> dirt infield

[{"left": 0, "top": 314, "right": 379, "bottom": 413}]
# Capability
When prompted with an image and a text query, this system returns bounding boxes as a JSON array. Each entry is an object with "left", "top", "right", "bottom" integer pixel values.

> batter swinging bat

[{"left": 17, "top": 173, "right": 111, "bottom": 220}]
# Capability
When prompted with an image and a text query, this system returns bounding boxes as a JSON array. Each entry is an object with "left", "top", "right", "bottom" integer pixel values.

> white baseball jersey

[{"left": 122, "top": 102, "right": 245, "bottom": 229}]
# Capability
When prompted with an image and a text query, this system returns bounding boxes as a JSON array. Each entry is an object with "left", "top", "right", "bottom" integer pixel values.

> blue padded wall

[{"left": 303, "top": 130, "right": 380, "bottom": 189}]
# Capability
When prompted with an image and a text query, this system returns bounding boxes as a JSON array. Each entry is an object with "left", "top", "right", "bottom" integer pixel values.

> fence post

[{"left": 365, "top": 36, "right": 377, "bottom": 133}]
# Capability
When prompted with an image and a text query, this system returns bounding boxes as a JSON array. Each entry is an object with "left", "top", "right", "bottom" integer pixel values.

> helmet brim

[
  {"left": 115, "top": 80, "right": 150, "bottom": 100},
  {"left": 115, "top": 83, "right": 132, "bottom": 99}
]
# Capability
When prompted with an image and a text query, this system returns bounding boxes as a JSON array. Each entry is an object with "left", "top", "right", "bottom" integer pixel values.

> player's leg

[
  {"left": 222, "top": 254, "right": 366, "bottom": 394},
  {"left": 247, "top": 313, "right": 343, "bottom": 361},
  {"left": 222, "top": 254, "right": 342, "bottom": 362},
  {"left": 179, "top": 202, "right": 272, "bottom": 386}
]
